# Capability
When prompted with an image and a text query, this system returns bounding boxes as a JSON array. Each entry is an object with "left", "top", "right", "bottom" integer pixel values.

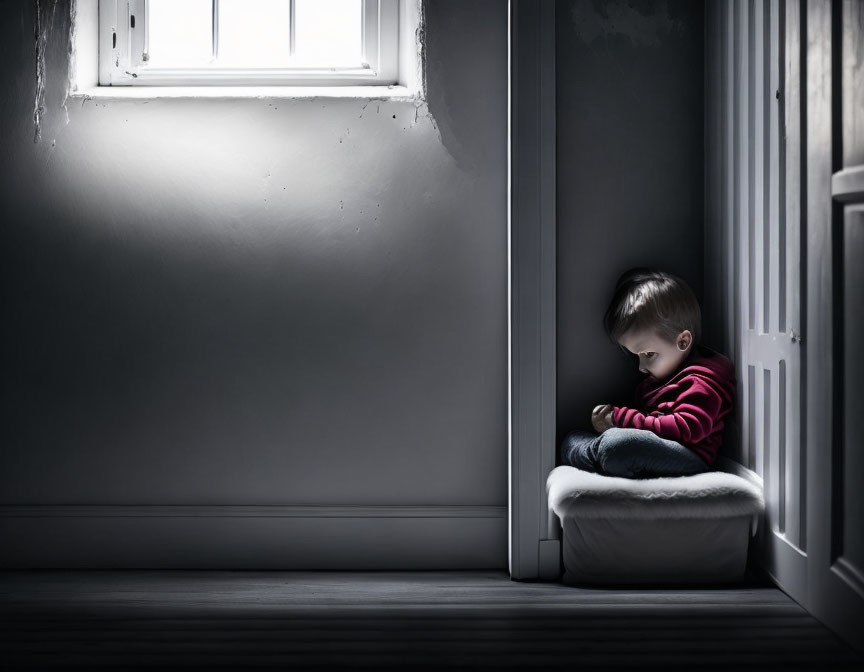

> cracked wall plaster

[{"left": 33, "top": 0, "right": 59, "bottom": 142}]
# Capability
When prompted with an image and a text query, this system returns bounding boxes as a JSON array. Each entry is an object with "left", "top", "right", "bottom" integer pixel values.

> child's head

[{"left": 603, "top": 268, "right": 702, "bottom": 380}]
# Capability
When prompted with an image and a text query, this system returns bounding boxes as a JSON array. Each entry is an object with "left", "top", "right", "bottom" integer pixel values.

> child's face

[{"left": 618, "top": 327, "right": 692, "bottom": 382}]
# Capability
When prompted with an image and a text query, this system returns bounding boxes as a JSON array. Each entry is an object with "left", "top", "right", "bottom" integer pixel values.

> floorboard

[{"left": 1, "top": 570, "right": 861, "bottom": 671}]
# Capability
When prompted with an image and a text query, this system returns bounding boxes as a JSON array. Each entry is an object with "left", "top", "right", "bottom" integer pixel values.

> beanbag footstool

[{"left": 546, "top": 463, "right": 765, "bottom": 585}]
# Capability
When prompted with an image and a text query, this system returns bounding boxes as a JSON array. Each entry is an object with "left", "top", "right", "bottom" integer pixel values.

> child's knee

[
  {"left": 595, "top": 430, "right": 641, "bottom": 476},
  {"left": 601, "top": 427, "right": 644, "bottom": 443},
  {"left": 595, "top": 428, "right": 627, "bottom": 455}
]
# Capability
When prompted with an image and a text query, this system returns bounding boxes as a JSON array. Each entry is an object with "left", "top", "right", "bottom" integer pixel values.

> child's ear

[{"left": 677, "top": 330, "right": 693, "bottom": 351}]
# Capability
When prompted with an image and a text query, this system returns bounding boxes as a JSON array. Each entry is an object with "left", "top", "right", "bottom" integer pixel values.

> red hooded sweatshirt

[{"left": 611, "top": 344, "right": 737, "bottom": 467}]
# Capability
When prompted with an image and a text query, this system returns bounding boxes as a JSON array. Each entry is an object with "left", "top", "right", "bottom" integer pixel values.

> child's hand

[{"left": 591, "top": 404, "right": 615, "bottom": 433}]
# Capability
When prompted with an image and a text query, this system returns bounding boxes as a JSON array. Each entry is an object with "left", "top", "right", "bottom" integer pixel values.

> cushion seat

[{"left": 546, "top": 463, "right": 765, "bottom": 585}]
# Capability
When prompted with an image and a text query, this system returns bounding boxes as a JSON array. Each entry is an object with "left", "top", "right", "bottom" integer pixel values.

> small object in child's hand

[{"left": 591, "top": 404, "right": 614, "bottom": 433}]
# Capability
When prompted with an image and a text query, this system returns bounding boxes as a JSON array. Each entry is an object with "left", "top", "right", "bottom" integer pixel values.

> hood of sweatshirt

[{"left": 637, "top": 344, "right": 737, "bottom": 408}]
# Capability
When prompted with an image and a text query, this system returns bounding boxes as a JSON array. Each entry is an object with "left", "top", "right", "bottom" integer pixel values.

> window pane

[
  {"left": 147, "top": 0, "right": 212, "bottom": 67},
  {"left": 295, "top": 0, "right": 362, "bottom": 67},
  {"left": 218, "top": 0, "right": 291, "bottom": 67}
]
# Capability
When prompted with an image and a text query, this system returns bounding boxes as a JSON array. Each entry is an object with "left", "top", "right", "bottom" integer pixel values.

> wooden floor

[{"left": 1, "top": 570, "right": 862, "bottom": 671}]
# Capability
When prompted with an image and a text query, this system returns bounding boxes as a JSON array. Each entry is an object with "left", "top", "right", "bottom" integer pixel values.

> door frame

[{"left": 508, "top": 0, "right": 558, "bottom": 581}]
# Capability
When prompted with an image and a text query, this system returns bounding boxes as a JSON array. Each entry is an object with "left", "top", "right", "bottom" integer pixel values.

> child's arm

[{"left": 611, "top": 376, "right": 724, "bottom": 445}]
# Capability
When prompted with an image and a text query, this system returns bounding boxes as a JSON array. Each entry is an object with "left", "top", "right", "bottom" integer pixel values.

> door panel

[{"left": 841, "top": 207, "right": 864, "bottom": 582}]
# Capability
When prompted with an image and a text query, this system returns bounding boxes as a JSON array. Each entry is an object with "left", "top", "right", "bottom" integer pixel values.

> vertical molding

[
  {"left": 741, "top": 0, "right": 759, "bottom": 336},
  {"left": 782, "top": 0, "right": 806, "bottom": 554},
  {"left": 763, "top": 366, "right": 772, "bottom": 489},
  {"left": 537, "top": 0, "right": 557, "bottom": 556},
  {"left": 508, "top": 0, "right": 556, "bottom": 581},
  {"left": 779, "top": 358, "right": 787, "bottom": 533},
  {"left": 726, "top": 0, "right": 741, "bottom": 462},
  {"left": 708, "top": 0, "right": 808, "bottom": 603},
  {"left": 767, "top": 0, "right": 782, "bottom": 538},
  {"left": 737, "top": 0, "right": 751, "bottom": 469},
  {"left": 778, "top": 0, "right": 788, "bottom": 337},
  {"left": 762, "top": 0, "right": 773, "bottom": 336},
  {"left": 794, "top": 0, "right": 809, "bottom": 554}
]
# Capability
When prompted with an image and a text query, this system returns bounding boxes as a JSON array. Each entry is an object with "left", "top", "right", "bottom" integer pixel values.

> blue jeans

[{"left": 560, "top": 427, "right": 710, "bottom": 479}]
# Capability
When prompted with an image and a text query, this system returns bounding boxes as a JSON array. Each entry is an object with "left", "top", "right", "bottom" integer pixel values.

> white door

[
  {"left": 709, "top": 4, "right": 864, "bottom": 650},
  {"left": 711, "top": 0, "right": 809, "bottom": 606}
]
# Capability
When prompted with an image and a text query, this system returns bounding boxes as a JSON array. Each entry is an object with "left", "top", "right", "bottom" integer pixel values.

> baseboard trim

[
  {"left": 0, "top": 505, "right": 506, "bottom": 518},
  {"left": 0, "top": 505, "right": 507, "bottom": 569}
]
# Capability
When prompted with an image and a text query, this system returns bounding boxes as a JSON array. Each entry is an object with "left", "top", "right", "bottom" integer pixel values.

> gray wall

[
  {"left": 555, "top": 0, "right": 705, "bottom": 441},
  {"left": 0, "top": 1, "right": 507, "bottom": 564}
]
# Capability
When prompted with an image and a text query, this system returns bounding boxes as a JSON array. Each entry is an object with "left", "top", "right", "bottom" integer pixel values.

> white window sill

[{"left": 70, "top": 85, "right": 421, "bottom": 101}]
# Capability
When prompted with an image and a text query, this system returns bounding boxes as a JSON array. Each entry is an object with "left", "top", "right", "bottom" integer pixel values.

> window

[{"left": 98, "top": 0, "right": 400, "bottom": 87}]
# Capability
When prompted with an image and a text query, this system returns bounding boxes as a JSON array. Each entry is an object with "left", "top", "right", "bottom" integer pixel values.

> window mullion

[
  {"left": 289, "top": 0, "right": 296, "bottom": 60},
  {"left": 143, "top": 0, "right": 150, "bottom": 62},
  {"left": 361, "top": 0, "right": 367, "bottom": 65},
  {"left": 211, "top": 0, "right": 220, "bottom": 62}
]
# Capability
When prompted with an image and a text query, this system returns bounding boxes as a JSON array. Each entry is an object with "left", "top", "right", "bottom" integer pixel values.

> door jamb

[{"left": 508, "top": 0, "right": 558, "bottom": 581}]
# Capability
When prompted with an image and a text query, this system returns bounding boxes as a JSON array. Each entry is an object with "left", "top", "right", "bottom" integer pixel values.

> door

[
  {"left": 707, "top": 1, "right": 863, "bottom": 650},
  {"left": 804, "top": 0, "right": 864, "bottom": 652}
]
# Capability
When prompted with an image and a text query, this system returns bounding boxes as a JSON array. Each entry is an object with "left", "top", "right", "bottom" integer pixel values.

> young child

[{"left": 560, "top": 268, "right": 737, "bottom": 479}]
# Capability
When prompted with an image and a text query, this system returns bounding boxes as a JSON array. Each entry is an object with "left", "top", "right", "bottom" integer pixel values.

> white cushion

[{"left": 547, "top": 466, "right": 765, "bottom": 521}]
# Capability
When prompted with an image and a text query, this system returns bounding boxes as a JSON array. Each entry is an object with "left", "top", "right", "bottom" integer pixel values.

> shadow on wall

[{"left": 555, "top": 0, "right": 705, "bottom": 445}]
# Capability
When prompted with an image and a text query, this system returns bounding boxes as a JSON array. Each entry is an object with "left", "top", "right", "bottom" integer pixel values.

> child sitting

[{"left": 560, "top": 268, "right": 737, "bottom": 479}]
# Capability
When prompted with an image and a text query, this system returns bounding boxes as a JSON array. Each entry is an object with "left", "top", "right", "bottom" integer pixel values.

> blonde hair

[{"left": 603, "top": 268, "right": 701, "bottom": 347}]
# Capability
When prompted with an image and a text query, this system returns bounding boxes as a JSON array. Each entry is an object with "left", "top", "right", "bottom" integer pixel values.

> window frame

[{"left": 98, "top": 0, "right": 399, "bottom": 87}]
